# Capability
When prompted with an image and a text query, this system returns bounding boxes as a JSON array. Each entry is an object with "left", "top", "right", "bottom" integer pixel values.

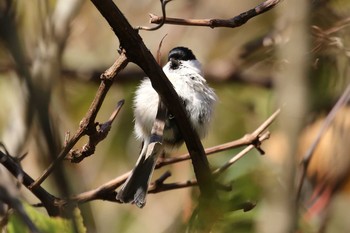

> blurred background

[{"left": 0, "top": 0, "right": 350, "bottom": 232}]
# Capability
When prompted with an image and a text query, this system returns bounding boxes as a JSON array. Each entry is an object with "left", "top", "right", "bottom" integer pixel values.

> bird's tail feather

[{"left": 116, "top": 142, "right": 162, "bottom": 208}]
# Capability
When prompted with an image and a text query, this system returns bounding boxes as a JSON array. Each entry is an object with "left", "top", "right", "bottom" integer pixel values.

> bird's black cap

[{"left": 168, "top": 47, "right": 196, "bottom": 61}]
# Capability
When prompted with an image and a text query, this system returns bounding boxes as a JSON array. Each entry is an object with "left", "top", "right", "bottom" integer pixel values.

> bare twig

[
  {"left": 70, "top": 171, "right": 131, "bottom": 203},
  {"left": 147, "top": 0, "right": 281, "bottom": 29},
  {"left": 296, "top": 83, "right": 350, "bottom": 201},
  {"left": 149, "top": 174, "right": 232, "bottom": 194},
  {"left": 137, "top": 0, "right": 173, "bottom": 31},
  {"left": 30, "top": 52, "right": 128, "bottom": 189},
  {"left": 154, "top": 171, "right": 172, "bottom": 185},
  {"left": 157, "top": 108, "right": 280, "bottom": 167},
  {"left": 146, "top": 131, "right": 271, "bottom": 194},
  {"left": 148, "top": 179, "right": 198, "bottom": 193},
  {"left": 67, "top": 99, "right": 125, "bottom": 163},
  {"left": 213, "top": 131, "right": 270, "bottom": 176}
]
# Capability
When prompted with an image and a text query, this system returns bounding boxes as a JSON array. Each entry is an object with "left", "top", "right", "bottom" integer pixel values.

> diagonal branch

[
  {"left": 213, "top": 131, "right": 270, "bottom": 176},
  {"left": 157, "top": 108, "right": 280, "bottom": 167},
  {"left": 67, "top": 99, "right": 125, "bottom": 163},
  {"left": 147, "top": 0, "right": 281, "bottom": 29},
  {"left": 90, "top": 0, "right": 218, "bottom": 204},
  {"left": 30, "top": 52, "right": 129, "bottom": 189}
]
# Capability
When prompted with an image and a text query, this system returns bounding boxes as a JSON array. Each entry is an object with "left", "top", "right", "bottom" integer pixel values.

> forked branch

[
  {"left": 30, "top": 52, "right": 129, "bottom": 189},
  {"left": 143, "top": 0, "right": 280, "bottom": 29}
]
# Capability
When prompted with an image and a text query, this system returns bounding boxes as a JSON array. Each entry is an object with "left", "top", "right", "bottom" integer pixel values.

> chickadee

[{"left": 116, "top": 46, "right": 217, "bottom": 208}]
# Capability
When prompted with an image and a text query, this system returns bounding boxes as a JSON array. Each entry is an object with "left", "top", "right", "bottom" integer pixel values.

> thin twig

[
  {"left": 137, "top": 0, "right": 173, "bottom": 31},
  {"left": 30, "top": 53, "right": 128, "bottom": 189},
  {"left": 70, "top": 171, "right": 131, "bottom": 203},
  {"left": 213, "top": 131, "right": 270, "bottom": 176},
  {"left": 147, "top": 132, "right": 272, "bottom": 193},
  {"left": 148, "top": 179, "right": 198, "bottom": 193},
  {"left": 157, "top": 108, "right": 280, "bottom": 167},
  {"left": 296, "top": 83, "right": 350, "bottom": 201},
  {"left": 147, "top": 0, "right": 281, "bottom": 29},
  {"left": 67, "top": 99, "right": 125, "bottom": 163},
  {"left": 149, "top": 173, "right": 232, "bottom": 194}
]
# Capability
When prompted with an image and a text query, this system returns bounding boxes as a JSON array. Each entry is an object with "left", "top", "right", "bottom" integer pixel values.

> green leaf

[{"left": 7, "top": 203, "right": 86, "bottom": 233}]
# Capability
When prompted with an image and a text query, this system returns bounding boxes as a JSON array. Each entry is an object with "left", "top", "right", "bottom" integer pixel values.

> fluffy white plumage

[{"left": 133, "top": 59, "right": 216, "bottom": 149}]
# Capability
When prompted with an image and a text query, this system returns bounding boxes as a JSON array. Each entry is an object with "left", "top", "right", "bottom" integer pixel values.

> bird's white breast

[{"left": 133, "top": 60, "right": 217, "bottom": 147}]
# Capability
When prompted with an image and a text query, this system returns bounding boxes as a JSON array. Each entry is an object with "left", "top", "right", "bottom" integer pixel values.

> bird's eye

[
  {"left": 190, "top": 76, "right": 195, "bottom": 80},
  {"left": 170, "top": 59, "right": 180, "bottom": 70}
]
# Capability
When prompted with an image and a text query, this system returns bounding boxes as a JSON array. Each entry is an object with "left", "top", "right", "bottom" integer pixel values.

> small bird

[{"left": 116, "top": 47, "right": 217, "bottom": 208}]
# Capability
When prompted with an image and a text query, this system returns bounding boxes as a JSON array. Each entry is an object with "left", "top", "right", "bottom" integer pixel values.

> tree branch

[
  {"left": 66, "top": 99, "right": 125, "bottom": 163},
  {"left": 157, "top": 108, "right": 280, "bottom": 167},
  {"left": 147, "top": 0, "right": 280, "bottom": 29},
  {"left": 137, "top": 0, "right": 173, "bottom": 31},
  {"left": 213, "top": 131, "right": 270, "bottom": 176},
  {"left": 70, "top": 172, "right": 131, "bottom": 203},
  {"left": 30, "top": 52, "right": 129, "bottom": 189}
]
